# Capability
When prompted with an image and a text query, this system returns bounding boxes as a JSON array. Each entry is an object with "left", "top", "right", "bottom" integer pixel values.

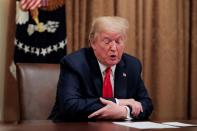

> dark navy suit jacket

[{"left": 49, "top": 47, "right": 153, "bottom": 121}]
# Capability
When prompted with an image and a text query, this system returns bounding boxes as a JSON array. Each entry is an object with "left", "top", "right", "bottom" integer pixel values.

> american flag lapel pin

[{"left": 123, "top": 72, "right": 127, "bottom": 77}]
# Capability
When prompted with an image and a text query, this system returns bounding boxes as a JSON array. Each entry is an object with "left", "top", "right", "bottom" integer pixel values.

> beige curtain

[
  {"left": 3, "top": 0, "right": 197, "bottom": 121},
  {"left": 191, "top": 0, "right": 197, "bottom": 120},
  {"left": 3, "top": 1, "right": 19, "bottom": 121},
  {"left": 65, "top": 0, "right": 116, "bottom": 53},
  {"left": 65, "top": 0, "right": 197, "bottom": 120}
]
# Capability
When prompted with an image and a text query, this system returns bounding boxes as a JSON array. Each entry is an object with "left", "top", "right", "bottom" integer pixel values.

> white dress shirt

[{"left": 97, "top": 61, "right": 132, "bottom": 120}]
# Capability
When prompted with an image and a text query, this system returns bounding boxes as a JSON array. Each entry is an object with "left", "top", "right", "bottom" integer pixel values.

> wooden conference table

[{"left": 0, "top": 120, "right": 197, "bottom": 131}]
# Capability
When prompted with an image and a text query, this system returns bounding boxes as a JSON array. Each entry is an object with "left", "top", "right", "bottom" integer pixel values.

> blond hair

[{"left": 89, "top": 16, "right": 129, "bottom": 42}]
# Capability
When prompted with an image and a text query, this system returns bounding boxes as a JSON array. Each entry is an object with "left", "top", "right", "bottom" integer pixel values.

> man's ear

[{"left": 90, "top": 39, "right": 96, "bottom": 49}]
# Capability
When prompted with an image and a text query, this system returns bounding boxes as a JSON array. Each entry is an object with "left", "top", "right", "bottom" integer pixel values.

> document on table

[
  {"left": 113, "top": 121, "right": 179, "bottom": 129},
  {"left": 162, "top": 122, "right": 197, "bottom": 127}
]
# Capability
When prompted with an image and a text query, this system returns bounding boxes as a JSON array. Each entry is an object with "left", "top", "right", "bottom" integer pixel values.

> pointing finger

[{"left": 100, "top": 97, "right": 113, "bottom": 105}]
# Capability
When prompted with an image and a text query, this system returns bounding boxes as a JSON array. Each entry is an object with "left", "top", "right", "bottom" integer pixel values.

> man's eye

[
  {"left": 103, "top": 38, "right": 111, "bottom": 44},
  {"left": 115, "top": 38, "right": 123, "bottom": 44},
  {"left": 115, "top": 40, "right": 120, "bottom": 44}
]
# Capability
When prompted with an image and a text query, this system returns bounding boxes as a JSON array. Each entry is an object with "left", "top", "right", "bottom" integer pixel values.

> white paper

[
  {"left": 113, "top": 121, "right": 179, "bottom": 129},
  {"left": 162, "top": 122, "right": 197, "bottom": 127}
]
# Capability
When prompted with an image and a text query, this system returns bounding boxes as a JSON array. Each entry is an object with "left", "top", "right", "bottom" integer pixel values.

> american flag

[
  {"left": 20, "top": 0, "right": 48, "bottom": 9},
  {"left": 14, "top": 0, "right": 66, "bottom": 63}
]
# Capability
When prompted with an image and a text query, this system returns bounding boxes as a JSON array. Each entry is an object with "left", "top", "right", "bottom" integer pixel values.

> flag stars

[
  {"left": 47, "top": 46, "right": 52, "bottom": 54},
  {"left": 35, "top": 48, "right": 40, "bottom": 56},
  {"left": 31, "top": 47, "right": 35, "bottom": 54},
  {"left": 41, "top": 48, "right": 47, "bottom": 56},
  {"left": 59, "top": 41, "right": 66, "bottom": 49},
  {"left": 18, "top": 42, "right": 23, "bottom": 50},
  {"left": 24, "top": 45, "right": 30, "bottom": 53},
  {"left": 15, "top": 38, "right": 67, "bottom": 56},
  {"left": 53, "top": 45, "right": 58, "bottom": 52}
]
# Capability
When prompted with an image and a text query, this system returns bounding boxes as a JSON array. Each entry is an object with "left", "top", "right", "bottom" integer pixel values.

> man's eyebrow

[{"left": 102, "top": 36, "right": 111, "bottom": 39}]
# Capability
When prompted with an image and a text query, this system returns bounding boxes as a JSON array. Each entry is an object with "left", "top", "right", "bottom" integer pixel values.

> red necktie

[{"left": 102, "top": 67, "right": 113, "bottom": 98}]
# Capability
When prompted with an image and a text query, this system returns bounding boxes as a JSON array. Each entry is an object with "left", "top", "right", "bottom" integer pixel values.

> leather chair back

[{"left": 16, "top": 63, "right": 59, "bottom": 120}]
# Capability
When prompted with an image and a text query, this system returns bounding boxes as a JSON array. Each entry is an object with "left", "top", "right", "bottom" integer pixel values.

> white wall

[{"left": 0, "top": 0, "right": 11, "bottom": 120}]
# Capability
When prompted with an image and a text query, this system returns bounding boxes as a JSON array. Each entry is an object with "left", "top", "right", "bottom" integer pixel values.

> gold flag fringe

[{"left": 42, "top": 0, "right": 65, "bottom": 11}]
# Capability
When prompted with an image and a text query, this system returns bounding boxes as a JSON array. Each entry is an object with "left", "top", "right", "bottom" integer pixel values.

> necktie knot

[{"left": 105, "top": 67, "right": 111, "bottom": 75}]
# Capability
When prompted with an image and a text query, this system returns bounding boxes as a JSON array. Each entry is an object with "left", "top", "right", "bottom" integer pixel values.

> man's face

[{"left": 91, "top": 31, "right": 125, "bottom": 67}]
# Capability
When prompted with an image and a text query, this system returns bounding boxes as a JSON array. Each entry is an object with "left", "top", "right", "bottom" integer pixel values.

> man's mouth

[
  {"left": 110, "top": 55, "right": 117, "bottom": 60},
  {"left": 110, "top": 55, "right": 116, "bottom": 58}
]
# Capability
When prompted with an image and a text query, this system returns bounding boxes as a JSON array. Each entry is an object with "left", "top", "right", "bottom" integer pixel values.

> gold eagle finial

[{"left": 41, "top": 0, "right": 65, "bottom": 11}]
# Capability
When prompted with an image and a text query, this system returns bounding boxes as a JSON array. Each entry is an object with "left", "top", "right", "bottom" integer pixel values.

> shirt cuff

[
  {"left": 115, "top": 98, "right": 132, "bottom": 120},
  {"left": 115, "top": 98, "right": 119, "bottom": 105},
  {"left": 124, "top": 106, "right": 132, "bottom": 120}
]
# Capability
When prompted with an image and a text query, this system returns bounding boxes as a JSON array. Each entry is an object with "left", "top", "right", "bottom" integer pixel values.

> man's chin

[{"left": 106, "top": 60, "right": 120, "bottom": 66}]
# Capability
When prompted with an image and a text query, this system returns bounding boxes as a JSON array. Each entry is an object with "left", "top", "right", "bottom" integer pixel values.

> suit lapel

[
  {"left": 114, "top": 59, "right": 127, "bottom": 98},
  {"left": 88, "top": 48, "right": 103, "bottom": 96}
]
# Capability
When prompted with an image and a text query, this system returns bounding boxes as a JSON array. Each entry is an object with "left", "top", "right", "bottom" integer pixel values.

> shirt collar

[{"left": 97, "top": 61, "right": 116, "bottom": 77}]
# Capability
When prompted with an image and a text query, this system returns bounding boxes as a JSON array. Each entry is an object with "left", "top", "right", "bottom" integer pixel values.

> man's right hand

[
  {"left": 119, "top": 98, "right": 143, "bottom": 117},
  {"left": 88, "top": 98, "right": 127, "bottom": 120}
]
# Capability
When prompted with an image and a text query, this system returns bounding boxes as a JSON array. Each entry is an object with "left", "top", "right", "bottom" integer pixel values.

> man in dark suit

[{"left": 49, "top": 16, "right": 153, "bottom": 121}]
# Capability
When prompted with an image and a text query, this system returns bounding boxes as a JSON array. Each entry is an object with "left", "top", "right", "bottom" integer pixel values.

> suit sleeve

[
  {"left": 134, "top": 77, "right": 153, "bottom": 120},
  {"left": 56, "top": 62, "right": 116, "bottom": 121},
  {"left": 130, "top": 60, "right": 153, "bottom": 120}
]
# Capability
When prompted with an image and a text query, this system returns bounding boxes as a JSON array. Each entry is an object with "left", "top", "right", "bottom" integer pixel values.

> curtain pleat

[{"left": 191, "top": 0, "right": 197, "bottom": 119}]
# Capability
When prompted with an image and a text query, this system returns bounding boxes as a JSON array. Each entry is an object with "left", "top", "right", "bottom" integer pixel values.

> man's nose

[{"left": 110, "top": 41, "right": 117, "bottom": 51}]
